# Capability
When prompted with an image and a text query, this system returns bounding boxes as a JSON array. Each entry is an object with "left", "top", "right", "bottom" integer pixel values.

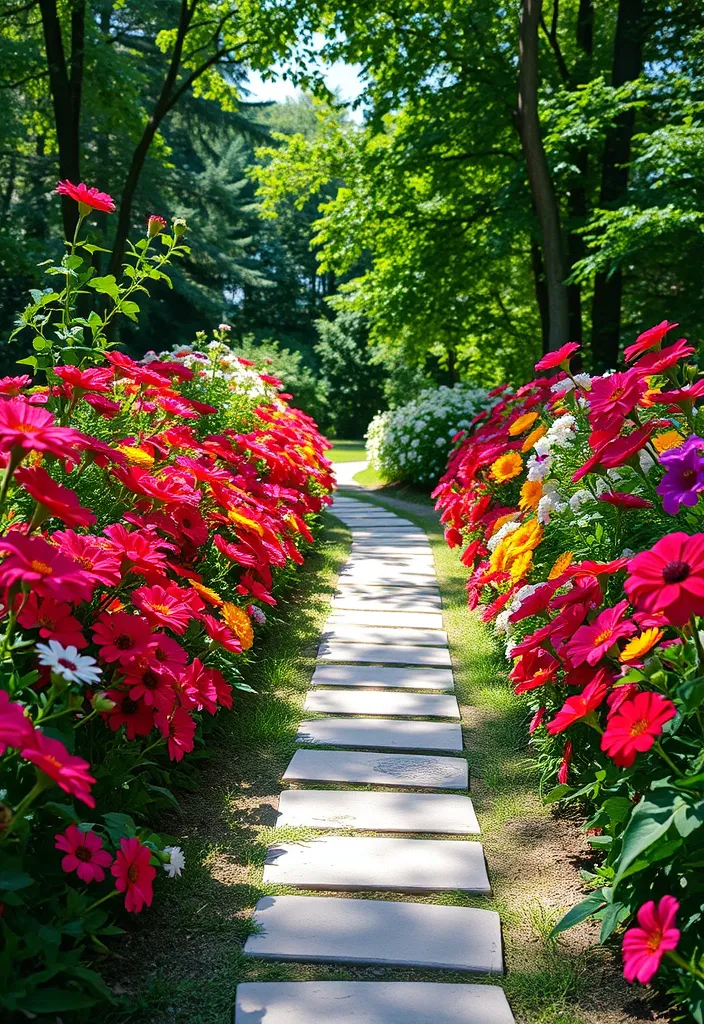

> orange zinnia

[
  {"left": 652, "top": 430, "right": 685, "bottom": 455},
  {"left": 620, "top": 628, "right": 664, "bottom": 662},
  {"left": 548, "top": 552, "right": 573, "bottom": 579},
  {"left": 520, "top": 479, "right": 542, "bottom": 509},
  {"left": 521, "top": 424, "right": 547, "bottom": 452},
  {"left": 508, "top": 411, "right": 539, "bottom": 436},
  {"left": 489, "top": 451, "right": 523, "bottom": 483},
  {"left": 221, "top": 602, "right": 254, "bottom": 650}
]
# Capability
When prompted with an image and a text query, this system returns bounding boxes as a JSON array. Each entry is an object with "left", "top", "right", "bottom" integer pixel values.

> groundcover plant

[
  {"left": 0, "top": 184, "right": 333, "bottom": 1017},
  {"left": 365, "top": 382, "right": 491, "bottom": 486},
  {"left": 433, "top": 326, "right": 704, "bottom": 1019}
]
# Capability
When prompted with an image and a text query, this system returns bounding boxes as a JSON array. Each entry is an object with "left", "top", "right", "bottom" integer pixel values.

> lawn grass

[
  {"left": 327, "top": 438, "right": 367, "bottom": 462},
  {"left": 107, "top": 493, "right": 644, "bottom": 1024}
]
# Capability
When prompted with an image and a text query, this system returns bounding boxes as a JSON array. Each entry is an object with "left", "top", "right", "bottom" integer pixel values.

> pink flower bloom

[
  {"left": 155, "top": 705, "right": 197, "bottom": 761},
  {"left": 529, "top": 706, "right": 545, "bottom": 734},
  {"left": 0, "top": 535, "right": 94, "bottom": 603},
  {"left": 0, "top": 375, "right": 32, "bottom": 396},
  {"left": 0, "top": 399, "right": 83, "bottom": 464},
  {"left": 0, "top": 690, "right": 34, "bottom": 754},
  {"left": 624, "top": 320, "right": 678, "bottom": 362},
  {"left": 21, "top": 731, "right": 96, "bottom": 806},
  {"left": 622, "top": 896, "right": 680, "bottom": 984},
  {"left": 587, "top": 371, "right": 647, "bottom": 434},
  {"left": 15, "top": 466, "right": 96, "bottom": 528},
  {"left": 52, "top": 530, "right": 122, "bottom": 588},
  {"left": 132, "top": 584, "right": 194, "bottom": 634},
  {"left": 52, "top": 365, "right": 113, "bottom": 393},
  {"left": 564, "top": 600, "right": 636, "bottom": 667},
  {"left": 111, "top": 837, "right": 156, "bottom": 913},
  {"left": 633, "top": 337, "right": 694, "bottom": 375},
  {"left": 625, "top": 532, "right": 704, "bottom": 626},
  {"left": 56, "top": 180, "right": 115, "bottom": 213},
  {"left": 534, "top": 343, "right": 580, "bottom": 372},
  {"left": 598, "top": 491, "right": 653, "bottom": 510},
  {"left": 92, "top": 612, "right": 154, "bottom": 666},
  {"left": 601, "top": 691, "right": 677, "bottom": 767},
  {"left": 55, "top": 825, "right": 113, "bottom": 883},
  {"left": 200, "top": 613, "right": 243, "bottom": 654},
  {"left": 17, "top": 593, "right": 87, "bottom": 649}
]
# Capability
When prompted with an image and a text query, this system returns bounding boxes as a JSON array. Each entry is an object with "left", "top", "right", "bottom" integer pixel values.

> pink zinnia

[
  {"left": 601, "top": 691, "right": 676, "bottom": 767},
  {"left": 624, "top": 320, "right": 678, "bottom": 363},
  {"left": 564, "top": 600, "right": 636, "bottom": 667},
  {"left": 155, "top": 705, "right": 197, "bottom": 761},
  {"left": 92, "top": 612, "right": 154, "bottom": 666},
  {"left": 587, "top": 371, "right": 647, "bottom": 433},
  {"left": 535, "top": 343, "right": 580, "bottom": 372},
  {"left": 625, "top": 533, "right": 704, "bottom": 626},
  {"left": 132, "top": 584, "right": 194, "bottom": 634},
  {"left": 0, "top": 399, "right": 83, "bottom": 463},
  {"left": 21, "top": 731, "right": 96, "bottom": 806},
  {"left": 55, "top": 825, "right": 113, "bottom": 883},
  {"left": 598, "top": 491, "right": 653, "bottom": 510},
  {"left": 17, "top": 593, "right": 87, "bottom": 649},
  {"left": 111, "top": 837, "right": 156, "bottom": 913},
  {"left": 622, "top": 896, "right": 680, "bottom": 984},
  {"left": 16, "top": 466, "right": 96, "bottom": 528},
  {"left": 0, "top": 690, "right": 34, "bottom": 754},
  {"left": 0, "top": 535, "right": 94, "bottom": 603},
  {"left": 56, "top": 180, "right": 115, "bottom": 214}
]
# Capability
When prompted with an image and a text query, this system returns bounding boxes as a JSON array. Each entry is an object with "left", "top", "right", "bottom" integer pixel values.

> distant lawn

[{"left": 327, "top": 439, "right": 367, "bottom": 463}]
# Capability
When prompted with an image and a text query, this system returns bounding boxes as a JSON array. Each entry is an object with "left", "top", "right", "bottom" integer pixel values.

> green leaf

[
  {"left": 64, "top": 254, "right": 84, "bottom": 271},
  {"left": 32, "top": 336, "right": 50, "bottom": 351},
  {"left": 88, "top": 274, "right": 120, "bottom": 300},
  {"left": 597, "top": 900, "right": 630, "bottom": 942},
  {"left": 674, "top": 798, "right": 704, "bottom": 838},
  {"left": 615, "top": 789, "right": 679, "bottom": 884},
  {"left": 601, "top": 796, "right": 634, "bottom": 828},
  {"left": 20, "top": 988, "right": 98, "bottom": 1012},
  {"left": 102, "top": 811, "right": 136, "bottom": 844},
  {"left": 544, "top": 784, "right": 573, "bottom": 804},
  {"left": 550, "top": 891, "right": 607, "bottom": 938},
  {"left": 43, "top": 802, "right": 81, "bottom": 824},
  {"left": 0, "top": 870, "right": 34, "bottom": 891},
  {"left": 120, "top": 300, "right": 140, "bottom": 321},
  {"left": 16, "top": 355, "right": 38, "bottom": 370}
]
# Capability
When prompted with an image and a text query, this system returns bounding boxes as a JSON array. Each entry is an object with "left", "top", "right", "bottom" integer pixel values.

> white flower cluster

[
  {"left": 366, "top": 383, "right": 491, "bottom": 485},
  {"left": 148, "top": 341, "right": 279, "bottom": 405}
]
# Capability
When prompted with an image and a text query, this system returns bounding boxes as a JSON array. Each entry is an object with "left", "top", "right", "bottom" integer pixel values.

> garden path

[{"left": 235, "top": 495, "right": 515, "bottom": 1022}]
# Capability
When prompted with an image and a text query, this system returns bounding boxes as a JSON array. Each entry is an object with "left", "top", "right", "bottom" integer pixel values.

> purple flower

[{"left": 657, "top": 437, "right": 704, "bottom": 514}]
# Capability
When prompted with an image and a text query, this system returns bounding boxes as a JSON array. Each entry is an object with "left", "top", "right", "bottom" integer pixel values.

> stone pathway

[{"left": 237, "top": 494, "right": 515, "bottom": 1023}]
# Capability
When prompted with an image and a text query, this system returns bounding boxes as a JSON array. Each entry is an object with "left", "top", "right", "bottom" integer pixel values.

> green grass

[
  {"left": 327, "top": 438, "right": 367, "bottom": 463},
  {"left": 352, "top": 465, "right": 385, "bottom": 487},
  {"left": 107, "top": 497, "right": 633, "bottom": 1024}
]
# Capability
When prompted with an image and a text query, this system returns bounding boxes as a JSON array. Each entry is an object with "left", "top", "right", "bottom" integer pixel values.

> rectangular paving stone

[
  {"left": 311, "top": 665, "right": 454, "bottom": 691},
  {"left": 331, "top": 595, "right": 442, "bottom": 613},
  {"left": 235, "top": 981, "right": 515, "bottom": 1024},
  {"left": 339, "top": 573, "right": 441, "bottom": 588},
  {"left": 342, "top": 559, "right": 436, "bottom": 575},
  {"left": 296, "top": 718, "right": 462, "bottom": 752},
  {"left": 318, "top": 642, "right": 452, "bottom": 668},
  {"left": 336, "top": 583, "right": 440, "bottom": 598},
  {"left": 244, "top": 895, "right": 503, "bottom": 972},
  {"left": 326, "top": 609, "right": 444, "bottom": 629},
  {"left": 276, "top": 789, "right": 480, "bottom": 833},
  {"left": 304, "top": 689, "right": 459, "bottom": 718},
  {"left": 283, "top": 749, "right": 468, "bottom": 789},
  {"left": 263, "top": 836, "right": 490, "bottom": 893},
  {"left": 351, "top": 542, "right": 433, "bottom": 554},
  {"left": 322, "top": 624, "right": 447, "bottom": 647}
]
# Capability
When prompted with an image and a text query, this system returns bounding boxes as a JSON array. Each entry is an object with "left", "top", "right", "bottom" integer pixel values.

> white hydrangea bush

[{"left": 366, "top": 383, "right": 491, "bottom": 485}]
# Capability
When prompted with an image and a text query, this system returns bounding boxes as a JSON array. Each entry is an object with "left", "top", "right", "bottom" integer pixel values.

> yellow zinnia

[
  {"left": 620, "top": 628, "right": 664, "bottom": 663},
  {"left": 519, "top": 479, "right": 543, "bottom": 510},
  {"left": 189, "top": 580, "right": 224, "bottom": 607},
  {"left": 221, "top": 602, "right": 254, "bottom": 650},
  {"left": 228, "top": 509, "right": 264, "bottom": 536},
  {"left": 508, "top": 411, "right": 539, "bottom": 437},
  {"left": 548, "top": 552, "right": 573, "bottom": 580},
  {"left": 510, "top": 550, "right": 533, "bottom": 581},
  {"left": 117, "top": 445, "right": 154, "bottom": 468},
  {"left": 521, "top": 425, "right": 547, "bottom": 452},
  {"left": 489, "top": 451, "right": 523, "bottom": 483},
  {"left": 490, "top": 513, "right": 519, "bottom": 537},
  {"left": 653, "top": 430, "right": 685, "bottom": 455}
]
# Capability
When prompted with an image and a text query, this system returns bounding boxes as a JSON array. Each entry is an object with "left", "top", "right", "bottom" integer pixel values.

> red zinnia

[
  {"left": 17, "top": 593, "right": 87, "bottom": 649},
  {"left": 21, "top": 731, "right": 96, "bottom": 806},
  {"left": 545, "top": 672, "right": 611, "bottom": 735},
  {"left": 16, "top": 466, "right": 96, "bottom": 528},
  {"left": 104, "top": 691, "right": 155, "bottom": 739},
  {"left": 111, "top": 837, "right": 156, "bottom": 913},
  {"left": 92, "top": 612, "right": 154, "bottom": 666},
  {"left": 564, "top": 600, "right": 636, "bottom": 667},
  {"left": 55, "top": 825, "right": 113, "bottom": 883},
  {"left": 529, "top": 706, "right": 545, "bottom": 734},
  {"left": 598, "top": 491, "right": 653, "bottom": 510},
  {"left": 557, "top": 740, "right": 573, "bottom": 784},
  {"left": 154, "top": 705, "right": 197, "bottom": 761},
  {"left": 509, "top": 647, "right": 560, "bottom": 694},
  {"left": 601, "top": 691, "right": 676, "bottom": 767},
  {"left": 624, "top": 320, "right": 678, "bottom": 362},
  {"left": 535, "top": 343, "right": 580, "bottom": 372},
  {"left": 56, "top": 180, "right": 116, "bottom": 214},
  {"left": 622, "top": 896, "right": 680, "bottom": 985},
  {"left": 625, "top": 533, "right": 704, "bottom": 626},
  {"left": 633, "top": 337, "right": 694, "bottom": 375},
  {"left": 52, "top": 365, "right": 113, "bottom": 394},
  {"left": 200, "top": 614, "right": 243, "bottom": 654}
]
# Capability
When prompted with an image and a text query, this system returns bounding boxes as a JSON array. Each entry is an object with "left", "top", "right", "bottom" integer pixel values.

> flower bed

[
  {"left": 0, "top": 186, "right": 333, "bottom": 1017},
  {"left": 433, "top": 327, "right": 704, "bottom": 1016},
  {"left": 365, "top": 382, "right": 490, "bottom": 486}
]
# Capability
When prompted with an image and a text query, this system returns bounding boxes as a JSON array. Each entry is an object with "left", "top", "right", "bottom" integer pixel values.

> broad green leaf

[
  {"left": 615, "top": 789, "right": 679, "bottom": 884},
  {"left": 88, "top": 275, "right": 119, "bottom": 300},
  {"left": 20, "top": 988, "right": 97, "bottom": 1012},
  {"left": 0, "top": 870, "right": 34, "bottom": 891},
  {"left": 550, "top": 891, "right": 607, "bottom": 938}
]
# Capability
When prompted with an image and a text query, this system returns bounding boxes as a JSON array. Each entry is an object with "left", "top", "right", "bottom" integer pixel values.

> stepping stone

[
  {"left": 318, "top": 642, "right": 452, "bottom": 668},
  {"left": 336, "top": 583, "right": 440, "bottom": 597},
  {"left": 244, "top": 895, "right": 503, "bottom": 972},
  {"left": 332, "top": 594, "right": 442, "bottom": 613},
  {"left": 326, "top": 609, "right": 444, "bottom": 629},
  {"left": 304, "top": 689, "right": 459, "bottom": 718},
  {"left": 235, "top": 981, "right": 515, "bottom": 1024},
  {"left": 351, "top": 542, "right": 433, "bottom": 554},
  {"left": 342, "top": 559, "right": 436, "bottom": 575},
  {"left": 283, "top": 750, "right": 468, "bottom": 789},
  {"left": 311, "top": 665, "right": 454, "bottom": 691},
  {"left": 296, "top": 718, "right": 462, "bottom": 752},
  {"left": 339, "top": 573, "right": 441, "bottom": 588},
  {"left": 335, "top": 513, "right": 406, "bottom": 523},
  {"left": 276, "top": 789, "right": 480, "bottom": 834},
  {"left": 322, "top": 624, "right": 448, "bottom": 647},
  {"left": 262, "top": 836, "right": 490, "bottom": 893}
]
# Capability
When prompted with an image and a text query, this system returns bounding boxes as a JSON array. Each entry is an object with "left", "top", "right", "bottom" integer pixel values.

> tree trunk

[
  {"left": 590, "top": 0, "right": 645, "bottom": 370},
  {"left": 516, "top": 0, "right": 570, "bottom": 351},
  {"left": 530, "top": 239, "right": 550, "bottom": 354}
]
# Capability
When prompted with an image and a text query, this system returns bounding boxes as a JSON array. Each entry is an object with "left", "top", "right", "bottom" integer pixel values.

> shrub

[
  {"left": 366, "top": 382, "right": 490, "bottom": 486},
  {"left": 434, "top": 328, "right": 704, "bottom": 1018},
  {"left": 0, "top": 184, "right": 332, "bottom": 1018}
]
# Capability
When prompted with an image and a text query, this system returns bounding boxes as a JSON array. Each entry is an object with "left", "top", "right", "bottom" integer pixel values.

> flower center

[
  {"left": 141, "top": 670, "right": 159, "bottom": 689},
  {"left": 44, "top": 755, "right": 62, "bottom": 770},
  {"left": 121, "top": 697, "right": 139, "bottom": 715},
  {"left": 646, "top": 929, "right": 663, "bottom": 953},
  {"left": 682, "top": 469, "right": 696, "bottom": 483},
  {"left": 154, "top": 646, "right": 168, "bottom": 662},
  {"left": 76, "top": 845, "right": 93, "bottom": 862},
  {"left": 629, "top": 718, "right": 650, "bottom": 737},
  {"left": 151, "top": 603, "right": 172, "bottom": 616},
  {"left": 611, "top": 386, "right": 626, "bottom": 400},
  {"left": 30, "top": 560, "right": 53, "bottom": 575},
  {"left": 593, "top": 628, "right": 613, "bottom": 647},
  {"left": 58, "top": 657, "right": 77, "bottom": 671},
  {"left": 114, "top": 633, "right": 134, "bottom": 650},
  {"left": 662, "top": 559, "right": 690, "bottom": 584},
  {"left": 127, "top": 864, "right": 139, "bottom": 883}
]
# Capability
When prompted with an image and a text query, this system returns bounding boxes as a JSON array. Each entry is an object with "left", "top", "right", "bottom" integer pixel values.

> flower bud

[
  {"left": 91, "top": 691, "right": 116, "bottom": 713},
  {"left": 172, "top": 217, "right": 187, "bottom": 238},
  {"left": 147, "top": 215, "right": 167, "bottom": 238}
]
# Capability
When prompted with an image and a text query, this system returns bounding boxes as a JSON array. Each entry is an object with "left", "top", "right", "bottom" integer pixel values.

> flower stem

[
  {"left": 0, "top": 777, "right": 50, "bottom": 845},
  {"left": 666, "top": 950, "right": 704, "bottom": 982},
  {"left": 654, "top": 741, "right": 685, "bottom": 779},
  {"left": 83, "top": 889, "right": 120, "bottom": 915}
]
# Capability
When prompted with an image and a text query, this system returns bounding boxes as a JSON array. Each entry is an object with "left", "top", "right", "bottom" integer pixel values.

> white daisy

[
  {"left": 163, "top": 846, "right": 186, "bottom": 878},
  {"left": 36, "top": 641, "right": 102, "bottom": 686}
]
